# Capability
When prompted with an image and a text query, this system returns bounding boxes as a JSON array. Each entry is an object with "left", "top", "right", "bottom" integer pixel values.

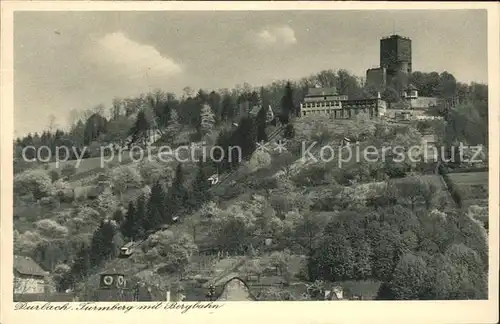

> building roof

[
  {"left": 14, "top": 255, "right": 47, "bottom": 277},
  {"left": 306, "top": 87, "right": 338, "bottom": 97},
  {"left": 367, "top": 67, "right": 386, "bottom": 72},
  {"left": 382, "top": 34, "right": 410, "bottom": 40},
  {"left": 326, "top": 290, "right": 340, "bottom": 300},
  {"left": 100, "top": 271, "right": 125, "bottom": 276},
  {"left": 406, "top": 83, "right": 418, "bottom": 90},
  {"left": 215, "top": 277, "right": 258, "bottom": 301},
  {"left": 122, "top": 241, "right": 135, "bottom": 249},
  {"left": 249, "top": 105, "right": 261, "bottom": 116}
]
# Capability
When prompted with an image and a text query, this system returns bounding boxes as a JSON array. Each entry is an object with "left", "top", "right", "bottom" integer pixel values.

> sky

[{"left": 14, "top": 9, "right": 488, "bottom": 136}]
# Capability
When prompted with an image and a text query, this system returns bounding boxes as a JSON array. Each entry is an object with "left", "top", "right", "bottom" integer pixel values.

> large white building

[
  {"left": 299, "top": 87, "right": 387, "bottom": 118},
  {"left": 300, "top": 87, "right": 348, "bottom": 116}
]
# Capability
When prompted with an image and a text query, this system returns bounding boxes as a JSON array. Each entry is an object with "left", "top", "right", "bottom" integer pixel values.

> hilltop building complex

[
  {"left": 233, "top": 34, "right": 441, "bottom": 122},
  {"left": 298, "top": 87, "right": 387, "bottom": 118}
]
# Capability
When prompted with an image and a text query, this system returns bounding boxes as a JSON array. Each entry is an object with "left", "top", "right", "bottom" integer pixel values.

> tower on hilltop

[{"left": 380, "top": 34, "right": 412, "bottom": 78}]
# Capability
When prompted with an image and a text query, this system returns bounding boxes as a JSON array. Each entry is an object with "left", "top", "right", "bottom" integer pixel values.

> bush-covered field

[{"left": 445, "top": 172, "right": 488, "bottom": 208}]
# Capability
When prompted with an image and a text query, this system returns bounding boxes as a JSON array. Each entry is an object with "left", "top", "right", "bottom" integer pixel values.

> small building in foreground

[
  {"left": 13, "top": 255, "right": 49, "bottom": 295},
  {"left": 215, "top": 277, "right": 258, "bottom": 301}
]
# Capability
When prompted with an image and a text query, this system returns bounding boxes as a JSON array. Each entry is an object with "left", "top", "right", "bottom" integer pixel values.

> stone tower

[{"left": 380, "top": 34, "right": 412, "bottom": 79}]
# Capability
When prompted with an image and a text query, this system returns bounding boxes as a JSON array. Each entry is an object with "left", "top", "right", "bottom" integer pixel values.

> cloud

[
  {"left": 250, "top": 25, "right": 297, "bottom": 48},
  {"left": 90, "top": 32, "right": 183, "bottom": 81}
]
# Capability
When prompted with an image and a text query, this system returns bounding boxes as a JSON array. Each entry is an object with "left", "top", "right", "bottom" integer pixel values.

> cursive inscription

[{"left": 14, "top": 301, "right": 224, "bottom": 314}]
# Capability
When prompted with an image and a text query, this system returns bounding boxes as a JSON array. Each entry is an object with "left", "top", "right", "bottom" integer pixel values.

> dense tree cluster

[{"left": 306, "top": 179, "right": 488, "bottom": 300}]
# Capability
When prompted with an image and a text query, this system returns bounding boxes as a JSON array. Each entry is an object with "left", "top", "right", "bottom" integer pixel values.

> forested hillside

[{"left": 13, "top": 69, "right": 489, "bottom": 300}]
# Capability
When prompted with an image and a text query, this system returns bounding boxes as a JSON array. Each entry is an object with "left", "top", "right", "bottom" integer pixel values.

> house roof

[
  {"left": 14, "top": 255, "right": 47, "bottom": 277},
  {"left": 100, "top": 272, "right": 125, "bottom": 276},
  {"left": 326, "top": 291, "right": 340, "bottom": 300},
  {"left": 215, "top": 277, "right": 258, "bottom": 301},
  {"left": 249, "top": 105, "right": 261, "bottom": 116},
  {"left": 406, "top": 83, "right": 418, "bottom": 90},
  {"left": 122, "top": 242, "right": 135, "bottom": 249},
  {"left": 306, "top": 87, "right": 338, "bottom": 97}
]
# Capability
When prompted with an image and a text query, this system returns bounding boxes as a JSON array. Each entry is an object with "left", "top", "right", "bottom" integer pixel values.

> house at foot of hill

[
  {"left": 13, "top": 255, "right": 85, "bottom": 302},
  {"left": 298, "top": 86, "right": 387, "bottom": 119},
  {"left": 13, "top": 255, "right": 50, "bottom": 295}
]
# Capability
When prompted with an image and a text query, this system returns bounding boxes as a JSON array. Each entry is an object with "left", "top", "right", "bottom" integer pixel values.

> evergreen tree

[
  {"left": 260, "top": 87, "right": 269, "bottom": 112},
  {"left": 168, "top": 164, "right": 189, "bottom": 217},
  {"left": 130, "top": 110, "right": 150, "bottom": 145},
  {"left": 199, "top": 104, "right": 216, "bottom": 136},
  {"left": 284, "top": 123, "right": 295, "bottom": 139},
  {"left": 89, "top": 220, "right": 117, "bottom": 268},
  {"left": 256, "top": 106, "right": 268, "bottom": 143},
  {"left": 164, "top": 109, "right": 180, "bottom": 143},
  {"left": 135, "top": 195, "right": 148, "bottom": 235},
  {"left": 281, "top": 81, "right": 295, "bottom": 124},
  {"left": 146, "top": 181, "right": 169, "bottom": 229},
  {"left": 207, "top": 91, "right": 222, "bottom": 124},
  {"left": 121, "top": 201, "right": 141, "bottom": 240},
  {"left": 68, "top": 244, "right": 91, "bottom": 286},
  {"left": 213, "top": 128, "right": 234, "bottom": 172},
  {"left": 112, "top": 208, "right": 125, "bottom": 223},
  {"left": 249, "top": 91, "right": 260, "bottom": 107},
  {"left": 156, "top": 101, "right": 172, "bottom": 128},
  {"left": 190, "top": 160, "right": 213, "bottom": 210},
  {"left": 221, "top": 94, "right": 234, "bottom": 122},
  {"left": 235, "top": 117, "right": 257, "bottom": 160},
  {"left": 83, "top": 113, "right": 108, "bottom": 145}
]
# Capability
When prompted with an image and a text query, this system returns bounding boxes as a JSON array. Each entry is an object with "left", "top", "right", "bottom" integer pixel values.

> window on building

[{"left": 38, "top": 280, "right": 45, "bottom": 292}]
